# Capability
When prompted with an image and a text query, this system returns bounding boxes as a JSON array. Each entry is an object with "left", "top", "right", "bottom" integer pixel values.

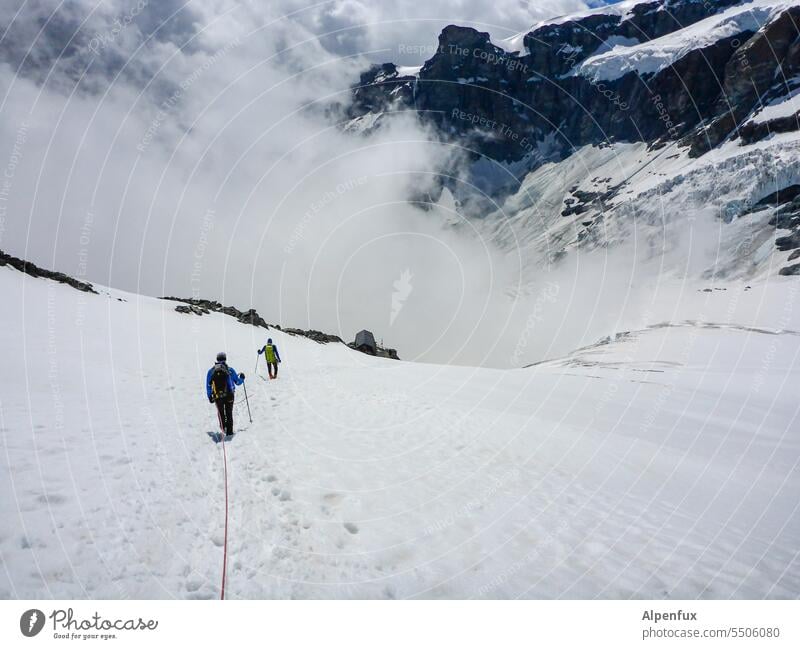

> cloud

[
  {"left": 0, "top": 0, "right": 204, "bottom": 92},
  {"left": 0, "top": 0, "right": 613, "bottom": 366},
  {"left": 277, "top": 0, "right": 598, "bottom": 63}
]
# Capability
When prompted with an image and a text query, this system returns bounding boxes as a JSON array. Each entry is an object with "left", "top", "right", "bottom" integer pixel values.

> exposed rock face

[
  {"left": 378, "top": 346, "right": 400, "bottom": 360},
  {"left": 346, "top": 341, "right": 400, "bottom": 360},
  {"left": 346, "top": 1, "right": 800, "bottom": 167},
  {"left": 691, "top": 6, "right": 800, "bottom": 155},
  {"left": 739, "top": 109, "right": 800, "bottom": 145},
  {"left": 740, "top": 184, "right": 800, "bottom": 275},
  {"left": 282, "top": 328, "right": 344, "bottom": 344},
  {"left": 175, "top": 304, "right": 207, "bottom": 316},
  {"left": 0, "top": 248, "right": 97, "bottom": 293},
  {"left": 162, "top": 297, "right": 273, "bottom": 329}
]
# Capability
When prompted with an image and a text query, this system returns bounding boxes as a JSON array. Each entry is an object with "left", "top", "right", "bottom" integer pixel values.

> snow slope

[
  {"left": 1, "top": 265, "right": 798, "bottom": 599},
  {"left": 750, "top": 86, "right": 800, "bottom": 124},
  {"left": 575, "top": 0, "right": 793, "bottom": 81}
]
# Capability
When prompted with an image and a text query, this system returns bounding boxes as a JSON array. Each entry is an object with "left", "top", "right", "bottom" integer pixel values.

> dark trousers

[
  {"left": 215, "top": 395, "right": 234, "bottom": 435},
  {"left": 267, "top": 361, "right": 278, "bottom": 378}
]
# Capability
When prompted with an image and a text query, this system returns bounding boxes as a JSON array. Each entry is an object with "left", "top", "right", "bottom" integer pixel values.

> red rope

[
  {"left": 220, "top": 434, "right": 230, "bottom": 600},
  {"left": 215, "top": 404, "right": 230, "bottom": 600}
]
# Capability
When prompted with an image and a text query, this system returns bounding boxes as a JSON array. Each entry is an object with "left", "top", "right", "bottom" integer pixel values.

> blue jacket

[{"left": 206, "top": 364, "right": 244, "bottom": 400}]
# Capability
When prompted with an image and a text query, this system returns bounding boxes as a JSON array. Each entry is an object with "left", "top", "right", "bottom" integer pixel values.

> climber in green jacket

[{"left": 258, "top": 338, "right": 282, "bottom": 379}]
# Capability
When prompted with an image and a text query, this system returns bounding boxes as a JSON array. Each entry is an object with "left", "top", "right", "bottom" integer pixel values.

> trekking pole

[
  {"left": 242, "top": 380, "right": 253, "bottom": 424},
  {"left": 254, "top": 351, "right": 260, "bottom": 376}
]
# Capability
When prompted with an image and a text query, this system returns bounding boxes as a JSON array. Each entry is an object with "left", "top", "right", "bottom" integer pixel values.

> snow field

[{"left": 1, "top": 266, "right": 798, "bottom": 598}]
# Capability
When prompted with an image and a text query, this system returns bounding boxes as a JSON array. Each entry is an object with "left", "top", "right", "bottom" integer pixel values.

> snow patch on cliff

[{"left": 575, "top": 1, "right": 792, "bottom": 82}]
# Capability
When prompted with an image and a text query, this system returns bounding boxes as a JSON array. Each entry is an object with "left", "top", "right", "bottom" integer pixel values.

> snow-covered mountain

[
  {"left": 344, "top": 0, "right": 800, "bottom": 278},
  {"left": 2, "top": 247, "right": 798, "bottom": 599},
  {"left": 2, "top": 0, "right": 800, "bottom": 602}
]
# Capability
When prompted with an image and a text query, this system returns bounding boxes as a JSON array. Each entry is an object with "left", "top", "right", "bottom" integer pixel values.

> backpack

[
  {"left": 211, "top": 362, "right": 230, "bottom": 399},
  {"left": 265, "top": 344, "right": 276, "bottom": 363}
]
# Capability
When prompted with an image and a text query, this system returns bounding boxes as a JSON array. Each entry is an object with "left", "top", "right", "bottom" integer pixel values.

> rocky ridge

[
  {"left": 343, "top": 0, "right": 800, "bottom": 276},
  {"left": 0, "top": 248, "right": 97, "bottom": 294},
  {"left": 161, "top": 297, "right": 400, "bottom": 359},
  {"left": 347, "top": 1, "right": 799, "bottom": 165}
]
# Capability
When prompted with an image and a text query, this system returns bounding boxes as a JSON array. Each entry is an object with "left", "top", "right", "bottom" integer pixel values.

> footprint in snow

[
  {"left": 186, "top": 591, "right": 215, "bottom": 600},
  {"left": 37, "top": 494, "right": 66, "bottom": 505},
  {"left": 343, "top": 522, "right": 359, "bottom": 535},
  {"left": 185, "top": 578, "right": 203, "bottom": 592}
]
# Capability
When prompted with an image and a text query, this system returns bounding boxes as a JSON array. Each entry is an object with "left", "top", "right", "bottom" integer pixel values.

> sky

[{"left": 0, "top": 0, "right": 618, "bottom": 365}]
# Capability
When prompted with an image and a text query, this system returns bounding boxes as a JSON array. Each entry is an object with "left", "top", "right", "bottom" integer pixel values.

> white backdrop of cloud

[{"left": 0, "top": 0, "right": 621, "bottom": 366}]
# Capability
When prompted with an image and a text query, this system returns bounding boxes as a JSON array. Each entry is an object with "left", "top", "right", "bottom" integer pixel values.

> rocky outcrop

[
  {"left": 740, "top": 183, "right": 800, "bottom": 274},
  {"left": 175, "top": 304, "right": 208, "bottom": 316},
  {"left": 0, "top": 248, "right": 97, "bottom": 293},
  {"left": 739, "top": 109, "right": 800, "bottom": 145},
  {"left": 162, "top": 297, "right": 273, "bottom": 329},
  {"left": 378, "top": 346, "right": 400, "bottom": 360},
  {"left": 346, "top": 341, "right": 400, "bottom": 360},
  {"left": 282, "top": 328, "right": 344, "bottom": 344}
]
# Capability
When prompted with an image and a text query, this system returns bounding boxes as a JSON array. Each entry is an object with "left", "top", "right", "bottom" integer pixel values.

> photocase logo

[
  {"left": 20, "top": 609, "right": 45, "bottom": 637},
  {"left": 390, "top": 269, "right": 413, "bottom": 325}
]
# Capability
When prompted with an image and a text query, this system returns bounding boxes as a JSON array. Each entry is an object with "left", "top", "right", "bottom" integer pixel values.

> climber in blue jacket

[{"left": 206, "top": 351, "right": 244, "bottom": 435}]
